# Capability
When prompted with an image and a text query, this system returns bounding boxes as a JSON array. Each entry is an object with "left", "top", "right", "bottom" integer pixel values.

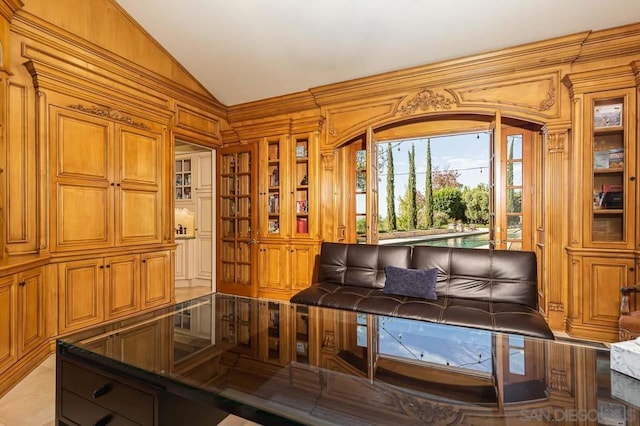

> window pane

[
  {"left": 356, "top": 150, "right": 366, "bottom": 171},
  {"left": 356, "top": 193, "right": 367, "bottom": 214},
  {"left": 357, "top": 325, "right": 367, "bottom": 347},
  {"left": 509, "top": 348, "right": 525, "bottom": 375},
  {"left": 507, "top": 135, "right": 523, "bottom": 160},
  {"left": 506, "top": 189, "right": 522, "bottom": 213}
]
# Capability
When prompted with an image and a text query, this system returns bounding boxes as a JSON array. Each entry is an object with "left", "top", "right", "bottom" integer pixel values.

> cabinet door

[
  {"left": 290, "top": 243, "right": 319, "bottom": 292},
  {"left": 58, "top": 259, "right": 104, "bottom": 334},
  {"left": 195, "top": 192, "right": 213, "bottom": 280},
  {"left": 115, "top": 125, "right": 163, "bottom": 246},
  {"left": 257, "top": 243, "right": 289, "bottom": 295},
  {"left": 260, "top": 136, "right": 287, "bottom": 238},
  {"left": 218, "top": 144, "right": 258, "bottom": 297},
  {"left": 104, "top": 254, "right": 140, "bottom": 320},
  {"left": 582, "top": 257, "right": 634, "bottom": 332},
  {"left": 194, "top": 151, "right": 213, "bottom": 192},
  {"left": 0, "top": 276, "right": 16, "bottom": 374},
  {"left": 584, "top": 90, "right": 636, "bottom": 249},
  {"left": 17, "top": 268, "right": 45, "bottom": 356},
  {"left": 50, "top": 107, "right": 114, "bottom": 251},
  {"left": 141, "top": 250, "right": 172, "bottom": 309}
]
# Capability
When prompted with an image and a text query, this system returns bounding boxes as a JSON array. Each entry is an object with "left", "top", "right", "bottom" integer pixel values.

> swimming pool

[
  {"left": 419, "top": 232, "right": 490, "bottom": 248},
  {"left": 385, "top": 232, "right": 490, "bottom": 248}
]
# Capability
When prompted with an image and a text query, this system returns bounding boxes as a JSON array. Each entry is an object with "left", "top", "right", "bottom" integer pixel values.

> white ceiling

[{"left": 115, "top": 0, "right": 640, "bottom": 106}]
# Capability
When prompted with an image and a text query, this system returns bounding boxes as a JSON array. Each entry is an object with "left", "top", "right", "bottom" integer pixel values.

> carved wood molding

[
  {"left": 399, "top": 396, "right": 459, "bottom": 424},
  {"left": 397, "top": 89, "right": 456, "bottom": 116},
  {"left": 548, "top": 302, "right": 564, "bottom": 312},
  {"left": 0, "top": 0, "right": 23, "bottom": 22},
  {"left": 321, "top": 151, "right": 335, "bottom": 171},
  {"left": 549, "top": 368, "right": 570, "bottom": 392},
  {"left": 69, "top": 104, "right": 150, "bottom": 129}
]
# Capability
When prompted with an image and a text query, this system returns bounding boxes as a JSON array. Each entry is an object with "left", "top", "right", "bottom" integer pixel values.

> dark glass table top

[{"left": 58, "top": 293, "right": 638, "bottom": 425}]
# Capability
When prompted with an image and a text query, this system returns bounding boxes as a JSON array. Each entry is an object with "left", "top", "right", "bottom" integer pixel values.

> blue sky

[{"left": 377, "top": 132, "right": 491, "bottom": 215}]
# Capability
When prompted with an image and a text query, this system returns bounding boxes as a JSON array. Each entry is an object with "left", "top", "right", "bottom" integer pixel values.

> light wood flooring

[{"left": 0, "top": 287, "right": 257, "bottom": 426}]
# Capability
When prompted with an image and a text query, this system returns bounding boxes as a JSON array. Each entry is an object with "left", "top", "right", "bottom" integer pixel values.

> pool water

[{"left": 414, "top": 232, "right": 490, "bottom": 249}]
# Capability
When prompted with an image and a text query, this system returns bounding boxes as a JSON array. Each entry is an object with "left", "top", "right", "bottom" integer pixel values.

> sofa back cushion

[
  {"left": 317, "top": 242, "right": 412, "bottom": 289},
  {"left": 411, "top": 246, "right": 538, "bottom": 308}
]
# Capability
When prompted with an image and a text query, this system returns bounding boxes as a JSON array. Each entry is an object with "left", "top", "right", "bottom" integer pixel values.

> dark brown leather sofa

[{"left": 290, "top": 242, "right": 554, "bottom": 339}]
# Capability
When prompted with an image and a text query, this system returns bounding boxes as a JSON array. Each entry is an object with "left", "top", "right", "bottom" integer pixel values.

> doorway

[{"left": 174, "top": 139, "right": 216, "bottom": 297}]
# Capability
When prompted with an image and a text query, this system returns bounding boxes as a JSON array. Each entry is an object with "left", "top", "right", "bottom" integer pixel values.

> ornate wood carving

[
  {"left": 450, "top": 73, "right": 560, "bottom": 117},
  {"left": 321, "top": 151, "right": 335, "bottom": 171},
  {"left": 549, "top": 302, "right": 564, "bottom": 312},
  {"left": 399, "top": 397, "right": 459, "bottom": 424},
  {"left": 549, "top": 368, "right": 570, "bottom": 392},
  {"left": 328, "top": 120, "right": 338, "bottom": 137},
  {"left": 540, "top": 86, "right": 556, "bottom": 111},
  {"left": 397, "top": 89, "right": 456, "bottom": 116},
  {"left": 69, "top": 104, "right": 149, "bottom": 129}
]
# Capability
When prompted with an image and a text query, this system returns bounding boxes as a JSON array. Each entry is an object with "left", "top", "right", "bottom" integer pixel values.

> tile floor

[{"left": 0, "top": 287, "right": 256, "bottom": 426}]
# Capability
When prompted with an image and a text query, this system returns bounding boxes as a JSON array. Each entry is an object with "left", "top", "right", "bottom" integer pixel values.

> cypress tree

[
  {"left": 408, "top": 144, "right": 417, "bottom": 229},
  {"left": 386, "top": 143, "right": 397, "bottom": 230},
  {"left": 425, "top": 139, "right": 434, "bottom": 228}
]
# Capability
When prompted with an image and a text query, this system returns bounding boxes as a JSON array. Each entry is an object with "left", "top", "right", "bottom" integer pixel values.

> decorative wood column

[{"left": 541, "top": 123, "right": 571, "bottom": 330}]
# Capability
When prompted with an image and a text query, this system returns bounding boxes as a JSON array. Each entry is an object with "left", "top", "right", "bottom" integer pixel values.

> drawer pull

[
  {"left": 92, "top": 383, "right": 112, "bottom": 399},
  {"left": 93, "top": 413, "right": 113, "bottom": 426}
]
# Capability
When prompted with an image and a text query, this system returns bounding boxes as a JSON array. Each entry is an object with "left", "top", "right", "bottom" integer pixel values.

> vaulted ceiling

[{"left": 114, "top": 0, "right": 640, "bottom": 106}]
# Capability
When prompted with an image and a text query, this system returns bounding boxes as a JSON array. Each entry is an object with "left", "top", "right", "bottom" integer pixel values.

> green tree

[
  {"left": 386, "top": 143, "right": 397, "bottom": 230},
  {"left": 433, "top": 187, "right": 465, "bottom": 222},
  {"left": 398, "top": 190, "right": 425, "bottom": 230},
  {"left": 462, "top": 184, "right": 490, "bottom": 224},
  {"left": 424, "top": 139, "right": 434, "bottom": 228},
  {"left": 407, "top": 144, "right": 417, "bottom": 229}
]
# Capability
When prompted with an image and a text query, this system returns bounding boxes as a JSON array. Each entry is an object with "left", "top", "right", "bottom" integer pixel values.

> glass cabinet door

[
  {"left": 175, "top": 157, "right": 192, "bottom": 201},
  {"left": 293, "top": 136, "right": 310, "bottom": 237},
  {"left": 586, "top": 90, "right": 635, "bottom": 248},
  {"left": 218, "top": 144, "right": 257, "bottom": 297}
]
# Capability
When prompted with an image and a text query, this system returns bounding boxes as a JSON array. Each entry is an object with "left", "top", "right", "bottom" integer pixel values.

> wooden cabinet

[
  {"left": 141, "top": 250, "right": 172, "bottom": 310},
  {"left": 257, "top": 242, "right": 319, "bottom": 300},
  {"left": 563, "top": 71, "right": 639, "bottom": 341},
  {"left": 568, "top": 255, "right": 635, "bottom": 341},
  {"left": 257, "top": 133, "right": 318, "bottom": 239},
  {"left": 0, "top": 276, "right": 17, "bottom": 375},
  {"left": 17, "top": 267, "right": 46, "bottom": 356},
  {"left": 0, "top": 267, "right": 48, "bottom": 376},
  {"left": 50, "top": 107, "right": 163, "bottom": 252},
  {"left": 58, "top": 259, "right": 104, "bottom": 334},
  {"left": 257, "top": 243, "right": 289, "bottom": 295},
  {"left": 104, "top": 254, "right": 140, "bottom": 320},
  {"left": 583, "top": 90, "right": 636, "bottom": 249},
  {"left": 58, "top": 250, "right": 171, "bottom": 334}
]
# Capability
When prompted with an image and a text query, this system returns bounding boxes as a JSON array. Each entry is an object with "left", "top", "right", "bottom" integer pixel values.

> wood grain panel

[
  {"left": 17, "top": 268, "right": 45, "bottom": 356},
  {"left": 58, "top": 260, "right": 104, "bottom": 333},
  {"left": 0, "top": 276, "right": 16, "bottom": 374},
  {"left": 104, "top": 254, "right": 139, "bottom": 320},
  {"left": 141, "top": 250, "right": 171, "bottom": 309},
  {"left": 118, "top": 189, "right": 160, "bottom": 242},
  {"left": 56, "top": 183, "right": 112, "bottom": 247},
  {"left": 117, "top": 128, "right": 160, "bottom": 186},
  {"left": 56, "top": 113, "right": 110, "bottom": 180}
]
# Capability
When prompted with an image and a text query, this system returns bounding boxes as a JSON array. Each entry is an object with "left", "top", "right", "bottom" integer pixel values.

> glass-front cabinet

[
  {"left": 585, "top": 90, "right": 635, "bottom": 249},
  {"left": 175, "top": 157, "right": 192, "bottom": 201}
]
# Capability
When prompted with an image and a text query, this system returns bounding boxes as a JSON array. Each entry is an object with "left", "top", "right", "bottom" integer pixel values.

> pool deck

[{"left": 378, "top": 230, "right": 489, "bottom": 245}]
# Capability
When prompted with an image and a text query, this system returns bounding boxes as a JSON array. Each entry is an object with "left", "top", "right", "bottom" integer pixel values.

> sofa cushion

[
  {"left": 411, "top": 246, "right": 538, "bottom": 309},
  {"left": 317, "top": 242, "right": 412, "bottom": 289},
  {"left": 291, "top": 283, "right": 554, "bottom": 339},
  {"left": 383, "top": 266, "right": 437, "bottom": 300}
]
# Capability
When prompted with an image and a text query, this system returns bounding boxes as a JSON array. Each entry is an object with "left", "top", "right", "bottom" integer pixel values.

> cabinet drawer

[
  {"left": 61, "top": 389, "right": 138, "bottom": 426},
  {"left": 61, "top": 361, "right": 155, "bottom": 425}
]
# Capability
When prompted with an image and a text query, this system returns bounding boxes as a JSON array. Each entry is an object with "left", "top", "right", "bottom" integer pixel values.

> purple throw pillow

[{"left": 383, "top": 266, "right": 437, "bottom": 300}]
